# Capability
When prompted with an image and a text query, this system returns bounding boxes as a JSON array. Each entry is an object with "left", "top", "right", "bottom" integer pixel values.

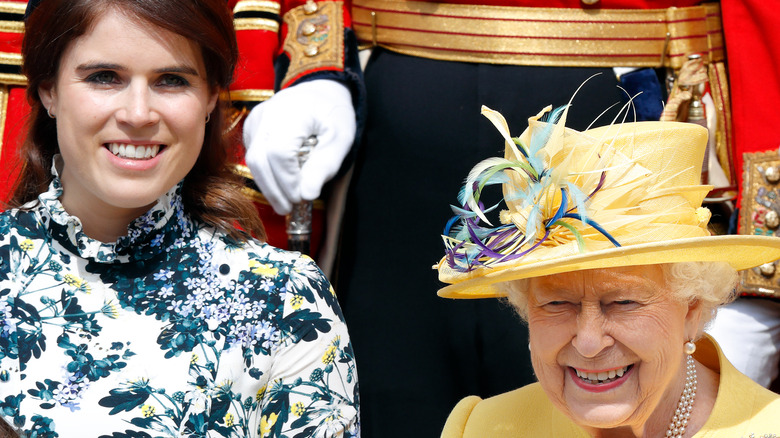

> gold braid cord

[
  {"left": 0, "top": 85, "right": 8, "bottom": 162},
  {"left": 281, "top": 1, "right": 345, "bottom": 88},
  {"left": 708, "top": 62, "right": 734, "bottom": 185}
]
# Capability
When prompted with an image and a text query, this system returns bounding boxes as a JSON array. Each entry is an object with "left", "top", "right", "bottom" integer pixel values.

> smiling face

[
  {"left": 525, "top": 265, "right": 703, "bottom": 434},
  {"left": 38, "top": 7, "right": 218, "bottom": 241}
]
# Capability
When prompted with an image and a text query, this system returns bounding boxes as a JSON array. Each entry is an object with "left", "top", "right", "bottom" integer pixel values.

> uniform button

[
  {"left": 759, "top": 262, "right": 777, "bottom": 277},
  {"left": 766, "top": 210, "right": 780, "bottom": 229},
  {"left": 302, "top": 22, "right": 316, "bottom": 36},
  {"left": 305, "top": 44, "right": 319, "bottom": 57},
  {"left": 581, "top": 0, "right": 600, "bottom": 4},
  {"left": 765, "top": 165, "right": 780, "bottom": 183}
]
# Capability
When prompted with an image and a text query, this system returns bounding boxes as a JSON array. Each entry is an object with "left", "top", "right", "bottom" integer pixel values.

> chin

[
  {"left": 108, "top": 191, "right": 167, "bottom": 211},
  {"left": 566, "top": 403, "right": 636, "bottom": 430}
]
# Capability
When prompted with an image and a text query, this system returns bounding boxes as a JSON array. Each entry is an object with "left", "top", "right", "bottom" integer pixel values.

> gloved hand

[{"left": 243, "top": 79, "right": 356, "bottom": 215}]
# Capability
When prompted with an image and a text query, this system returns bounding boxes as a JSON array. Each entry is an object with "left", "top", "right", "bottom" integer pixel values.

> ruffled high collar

[{"left": 37, "top": 157, "right": 194, "bottom": 264}]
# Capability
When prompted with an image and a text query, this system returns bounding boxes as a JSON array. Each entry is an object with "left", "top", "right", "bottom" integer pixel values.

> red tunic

[{"left": 720, "top": 0, "right": 780, "bottom": 209}]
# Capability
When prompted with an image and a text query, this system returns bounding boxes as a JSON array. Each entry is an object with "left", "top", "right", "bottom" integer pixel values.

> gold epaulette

[
  {"left": 740, "top": 151, "right": 780, "bottom": 299},
  {"left": 281, "top": 0, "right": 344, "bottom": 87}
]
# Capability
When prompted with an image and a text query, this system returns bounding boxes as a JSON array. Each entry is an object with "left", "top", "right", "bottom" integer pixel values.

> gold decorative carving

[
  {"left": 740, "top": 151, "right": 780, "bottom": 298},
  {"left": 281, "top": 1, "right": 344, "bottom": 87}
]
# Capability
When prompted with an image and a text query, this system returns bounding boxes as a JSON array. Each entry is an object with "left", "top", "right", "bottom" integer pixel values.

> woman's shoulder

[
  {"left": 200, "top": 227, "right": 312, "bottom": 266},
  {"left": 706, "top": 352, "right": 780, "bottom": 435},
  {"left": 200, "top": 228, "right": 334, "bottom": 299},
  {"left": 0, "top": 207, "right": 48, "bottom": 247},
  {"left": 0, "top": 206, "right": 42, "bottom": 228},
  {"left": 442, "top": 384, "right": 586, "bottom": 438}
]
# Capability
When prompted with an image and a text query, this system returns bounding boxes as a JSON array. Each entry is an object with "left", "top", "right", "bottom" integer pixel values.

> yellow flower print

[
  {"left": 224, "top": 412, "right": 235, "bottom": 427},
  {"left": 290, "top": 295, "right": 303, "bottom": 310},
  {"left": 326, "top": 409, "right": 341, "bottom": 422},
  {"left": 256, "top": 385, "right": 267, "bottom": 401},
  {"left": 259, "top": 412, "right": 278, "bottom": 436},
  {"left": 190, "top": 354, "right": 199, "bottom": 365},
  {"left": 249, "top": 260, "right": 278, "bottom": 277},
  {"left": 322, "top": 346, "right": 337, "bottom": 365},
  {"left": 291, "top": 401, "right": 305, "bottom": 417},
  {"left": 328, "top": 285, "right": 336, "bottom": 297},
  {"left": 78, "top": 281, "right": 91, "bottom": 293},
  {"left": 19, "top": 239, "right": 34, "bottom": 252},
  {"left": 63, "top": 274, "right": 91, "bottom": 293},
  {"left": 321, "top": 336, "right": 342, "bottom": 365},
  {"left": 101, "top": 301, "right": 120, "bottom": 319},
  {"left": 218, "top": 379, "right": 234, "bottom": 392},
  {"left": 63, "top": 274, "right": 82, "bottom": 287},
  {"left": 131, "top": 377, "right": 150, "bottom": 387},
  {"left": 141, "top": 404, "right": 155, "bottom": 418}
]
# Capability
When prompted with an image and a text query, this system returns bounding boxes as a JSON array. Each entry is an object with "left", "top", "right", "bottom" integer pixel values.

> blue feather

[{"left": 528, "top": 106, "right": 566, "bottom": 174}]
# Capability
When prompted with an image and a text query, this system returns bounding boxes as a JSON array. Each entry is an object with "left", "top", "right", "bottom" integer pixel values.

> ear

[
  {"left": 683, "top": 298, "right": 705, "bottom": 341},
  {"left": 38, "top": 81, "right": 56, "bottom": 116},
  {"left": 205, "top": 88, "right": 219, "bottom": 116}
]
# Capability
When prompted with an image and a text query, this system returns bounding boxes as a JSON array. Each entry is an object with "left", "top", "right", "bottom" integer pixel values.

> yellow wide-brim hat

[{"left": 436, "top": 105, "right": 780, "bottom": 299}]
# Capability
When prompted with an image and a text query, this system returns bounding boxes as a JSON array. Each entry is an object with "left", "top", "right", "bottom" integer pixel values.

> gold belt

[{"left": 352, "top": 0, "right": 724, "bottom": 69}]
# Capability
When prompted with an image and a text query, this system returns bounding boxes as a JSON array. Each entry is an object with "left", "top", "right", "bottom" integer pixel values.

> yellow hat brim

[{"left": 437, "top": 235, "right": 780, "bottom": 299}]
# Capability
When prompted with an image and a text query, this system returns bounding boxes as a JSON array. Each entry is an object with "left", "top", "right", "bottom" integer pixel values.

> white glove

[{"left": 243, "top": 79, "right": 356, "bottom": 215}]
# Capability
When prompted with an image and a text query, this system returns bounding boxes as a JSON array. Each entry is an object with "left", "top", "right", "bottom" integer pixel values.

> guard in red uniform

[
  {"left": 241, "top": 1, "right": 780, "bottom": 436},
  {"left": 704, "top": 0, "right": 780, "bottom": 391}
]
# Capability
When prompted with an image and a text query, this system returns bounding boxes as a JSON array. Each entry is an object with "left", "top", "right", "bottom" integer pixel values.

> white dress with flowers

[{"left": 0, "top": 175, "right": 359, "bottom": 437}]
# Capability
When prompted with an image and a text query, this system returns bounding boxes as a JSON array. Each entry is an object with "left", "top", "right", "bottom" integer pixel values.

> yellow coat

[{"left": 441, "top": 335, "right": 780, "bottom": 437}]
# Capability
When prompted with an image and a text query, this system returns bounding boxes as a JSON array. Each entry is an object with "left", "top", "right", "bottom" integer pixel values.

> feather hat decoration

[{"left": 436, "top": 104, "right": 780, "bottom": 299}]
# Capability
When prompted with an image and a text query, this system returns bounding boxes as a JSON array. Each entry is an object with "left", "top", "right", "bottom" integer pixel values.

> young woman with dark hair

[{"left": 0, "top": 1, "right": 359, "bottom": 436}]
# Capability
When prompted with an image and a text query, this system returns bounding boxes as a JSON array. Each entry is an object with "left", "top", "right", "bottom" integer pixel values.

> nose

[
  {"left": 116, "top": 81, "right": 160, "bottom": 127},
  {"left": 571, "top": 304, "right": 614, "bottom": 358}
]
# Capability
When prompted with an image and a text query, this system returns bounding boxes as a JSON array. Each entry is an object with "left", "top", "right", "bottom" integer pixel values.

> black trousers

[{"left": 334, "top": 49, "right": 624, "bottom": 437}]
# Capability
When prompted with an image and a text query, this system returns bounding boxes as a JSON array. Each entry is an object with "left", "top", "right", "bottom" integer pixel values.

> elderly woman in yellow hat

[{"left": 436, "top": 103, "right": 780, "bottom": 437}]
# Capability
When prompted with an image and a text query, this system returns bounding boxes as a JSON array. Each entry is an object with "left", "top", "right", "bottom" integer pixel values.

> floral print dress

[{"left": 0, "top": 173, "right": 359, "bottom": 437}]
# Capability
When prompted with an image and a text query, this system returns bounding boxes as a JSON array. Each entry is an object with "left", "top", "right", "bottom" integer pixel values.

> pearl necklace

[{"left": 665, "top": 354, "right": 697, "bottom": 438}]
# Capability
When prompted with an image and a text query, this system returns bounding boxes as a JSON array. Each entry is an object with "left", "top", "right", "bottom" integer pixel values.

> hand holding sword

[{"left": 242, "top": 79, "right": 356, "bottom": 253}]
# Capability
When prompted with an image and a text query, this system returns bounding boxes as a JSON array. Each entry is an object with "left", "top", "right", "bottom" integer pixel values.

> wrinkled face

[
  {"left": 39, "top": 8, "right": 217, "bottom": 235},
  {"left": 526, "top": 266, "right": 701, "bottom": 433}
]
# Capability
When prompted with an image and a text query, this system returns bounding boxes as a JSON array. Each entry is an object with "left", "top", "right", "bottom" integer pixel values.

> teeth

[
  {"left": 109, "top": 143, "right": 160, "bottom": 159},
  {"left": 574, "top": 366, "right": 629, "bottom": 384}
]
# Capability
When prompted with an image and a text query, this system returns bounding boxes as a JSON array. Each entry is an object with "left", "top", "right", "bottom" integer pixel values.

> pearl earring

[{"left": 684, "top": 340, "right": 696, "bottom": 355}]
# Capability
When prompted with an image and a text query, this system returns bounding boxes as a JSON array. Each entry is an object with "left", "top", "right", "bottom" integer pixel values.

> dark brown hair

[{"left": 14, "top": 0, "right": 265, "bottom": 241}]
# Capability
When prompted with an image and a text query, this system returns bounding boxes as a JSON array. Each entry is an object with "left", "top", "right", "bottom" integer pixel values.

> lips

[{"left": 107, "top": 143, "right": 163, "bottom": 159}]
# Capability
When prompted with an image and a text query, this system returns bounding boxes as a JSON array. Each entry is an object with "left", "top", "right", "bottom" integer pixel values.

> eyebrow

[{"left": 75, "top": 62, "right": 200, "bottom": 76}]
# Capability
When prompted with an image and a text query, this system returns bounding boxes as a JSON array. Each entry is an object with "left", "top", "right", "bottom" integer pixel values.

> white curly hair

[{"left": 499, "top": 262, "right": 739, "bottom": 336}]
